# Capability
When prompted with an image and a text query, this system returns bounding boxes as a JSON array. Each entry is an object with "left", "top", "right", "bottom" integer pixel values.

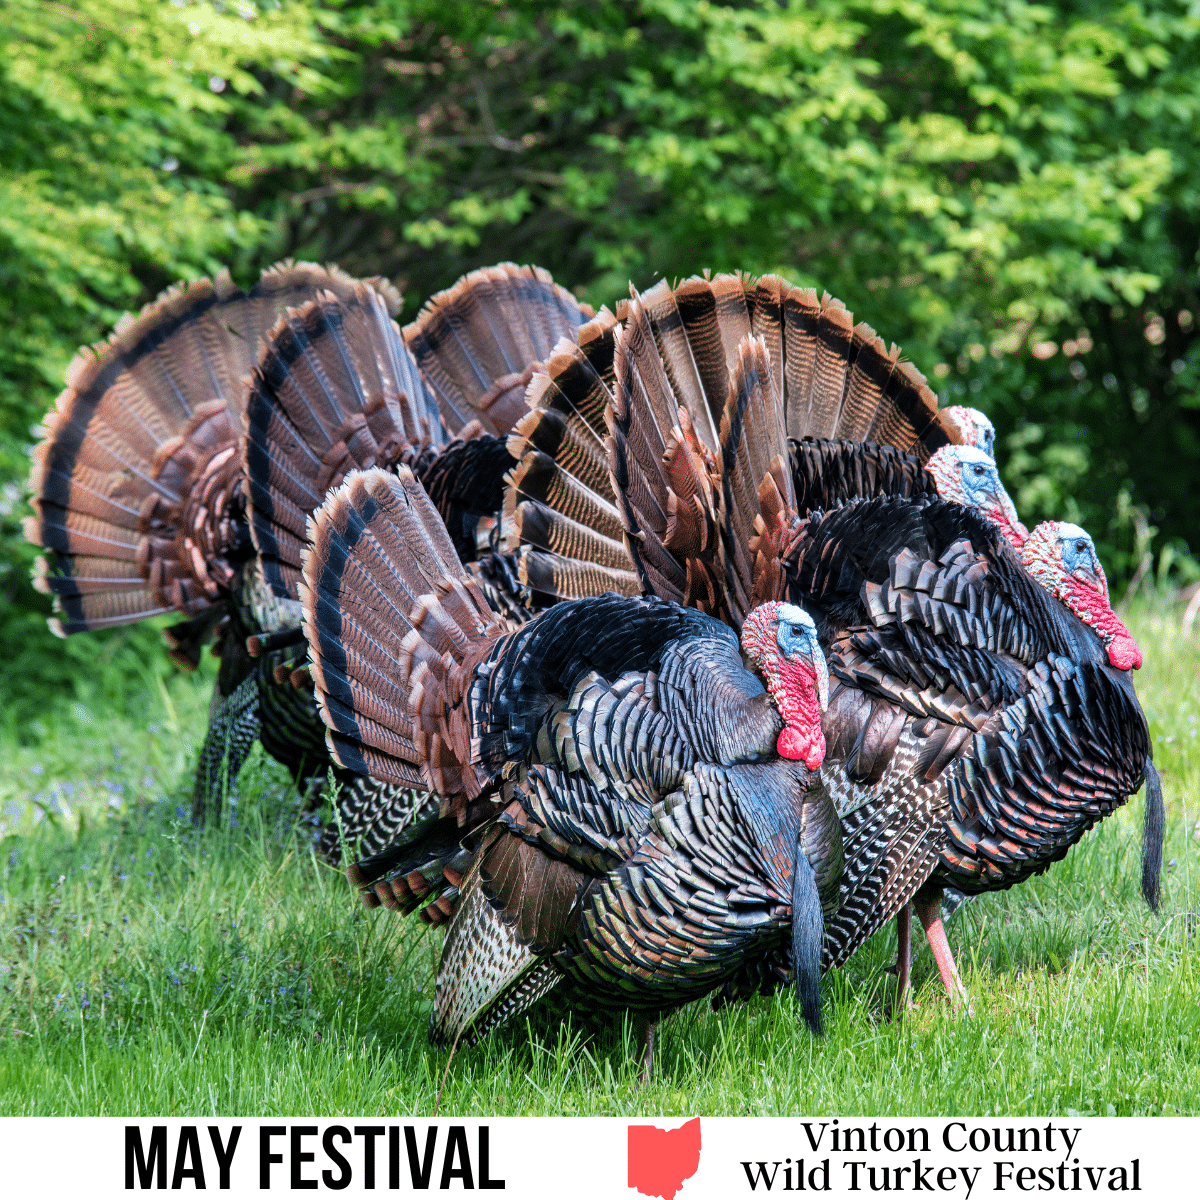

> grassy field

[{"left": 0, "top": 601, "right": 1196, "bottom": 1117}]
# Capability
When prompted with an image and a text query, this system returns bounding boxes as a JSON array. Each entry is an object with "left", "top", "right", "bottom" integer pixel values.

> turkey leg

[
  {"left": 913, "top": 886, "right": 973, "bottom": 1016},
  {"left": 636, "top": 1017, "right": 656, "bottom": 1082},
  {"left": 885, "top": 904, "right": 914, "bottom": 1019}
]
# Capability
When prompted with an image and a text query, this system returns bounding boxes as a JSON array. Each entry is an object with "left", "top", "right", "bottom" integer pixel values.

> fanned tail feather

[
  {"left": 27, "top": 261, "right": 399, "bottom": 633},
  {"left": 244, "top": 284, "right": 444, "bottom": 599},
  {"left": 301, "top": 467, "right": 506, "bottom": 812},
  {"left": 718, "top": 335, "right": 797, "bottom": 621},
  {"left": 405, "top": 263, "right": 594, "bottom": 437},
  {"left": 503, "top": 310, "right": 641, "bottom": 600},
  {"left": 609, "top": 285, "right": 797, "bottom": 627},
  {"left": 608, "top": 291, "right": 724, "bottom": 615}
]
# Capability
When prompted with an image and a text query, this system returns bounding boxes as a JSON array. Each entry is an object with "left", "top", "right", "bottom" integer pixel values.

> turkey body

[
  {"left": 301, "top": 468, "right": 843, "bottom": 1046},
  {"left": 783, "top": 495, "right": 1151, "bottom": 971},
  {"left": 432, "top": 594, "right": 843, "bottom": 1044}
]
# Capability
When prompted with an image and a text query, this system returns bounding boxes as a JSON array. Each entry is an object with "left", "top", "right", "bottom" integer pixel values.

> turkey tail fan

[
  {"left": 770, "top": 284, "right": 946, "bottom": 457},
  {"left": 1141, "top": 756, "right": 1164, "bottom": 912},
  {"left": 607, "top": 273, "right": 961, "bottom": 621},
  {"left": 642, "top": 272, "right": 954, "bottom": 460},
  {"left": 244, "top": 284, "right": 445, "bottom": 600},
  {"left": 503, "top": 309, "right": 641, "bottom": 601},
  {"left": 27, "top": 270, "right": 249, "bottom": 633},
  {"left": 609, "top": 284, "right": 796, "bottom": 627},
  {"left": 301, "top": 467, "right": 506, "bottom": 810},
  {"left": 26, "top": 261, "right": 400, "bottom": 634},
  {"left": 405, "top": 263, "right": 595, "bottom": 437}
]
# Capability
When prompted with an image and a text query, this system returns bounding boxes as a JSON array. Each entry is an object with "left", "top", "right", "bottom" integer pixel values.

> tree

[{"left": 2, "top": 0, "right": 1196, "bottom": 729}]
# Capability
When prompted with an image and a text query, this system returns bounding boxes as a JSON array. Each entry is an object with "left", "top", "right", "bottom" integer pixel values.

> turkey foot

[
  {"left": 885, "top": 903, "right": 915, "bottom": 1020},
  {"left": 913, "top": 886, "right": 974, "bottom": 1016}
]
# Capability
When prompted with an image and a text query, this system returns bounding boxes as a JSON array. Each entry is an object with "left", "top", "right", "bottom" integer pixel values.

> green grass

[{"left": 1, "top": 601, "right": 1197, "bottom": 1116}]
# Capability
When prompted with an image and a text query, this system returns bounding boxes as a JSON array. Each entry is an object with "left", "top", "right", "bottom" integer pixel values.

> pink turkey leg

[{"left": 914, "top": 889, "right": 973, "bottom": 1015}]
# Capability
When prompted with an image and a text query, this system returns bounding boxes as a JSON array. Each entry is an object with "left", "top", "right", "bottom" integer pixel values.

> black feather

[
  {"left": 1141, "top": 756, "right": 1164, "bottom": 912},
  {"left": 791, "top": 842, "right": 825, "bottom": 1035}
]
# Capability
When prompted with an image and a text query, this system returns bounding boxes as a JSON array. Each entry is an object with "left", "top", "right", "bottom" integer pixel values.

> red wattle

[
  {"left": 1066, "top": 578, "right": 1143, "bottom": 671},
  {"left": 777, "top": 725, "right": 826, "bottom": 770},
  {"left": 1107, "top": 634, "right": 1142, "bottom": 671}
]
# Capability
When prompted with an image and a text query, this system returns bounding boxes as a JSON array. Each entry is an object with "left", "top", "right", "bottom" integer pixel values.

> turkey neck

[
  {"left": 771, "top": 659, "right": 826, "bottom": 770},
  {"left": 1056, "top": 575, "right": 1142, "bottom": 670}
]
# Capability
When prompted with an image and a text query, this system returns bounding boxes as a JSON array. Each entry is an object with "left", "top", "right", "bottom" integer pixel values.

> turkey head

[
  {"left": 938, "top": 405, "right": 996, "bottom": 458},
  {"left": 740, "top": 601, "right": 828, "bottom": 769},
  {"left": 924, "top": 445, "right": 1029, "bottom": 548},
  {"left": 1022, "top": 521, "right": 1142, "bottom": 671}
]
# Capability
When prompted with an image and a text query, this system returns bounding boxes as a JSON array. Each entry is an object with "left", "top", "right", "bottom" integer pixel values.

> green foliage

[
  {"left": 0, "top": 0, "right": 337, "bottom": 729},
  {"left": 2, "top": 0, "right": 1198, "bottom": 728},
  {"left": 0, "top": 603, "right": 1196, "bottom": 1115}
]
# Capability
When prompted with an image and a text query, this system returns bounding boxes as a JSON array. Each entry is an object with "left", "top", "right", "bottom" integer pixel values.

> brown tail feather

[
  {"left": 27, "top": 261, "right": 396, "bottom": 633},
  {"left": 244, "top": 284, "right": 443, "bottom": 600},
  {"left": 502, "top": 270, "right": 962, "bottom": 628},
  {"left": 516, "top": 548, "right": 641, "bottom": 601},
  {"left": 665, "top": 277, "right": 736, "bottom": 439},
  {"left": 718, "top": 335, "right": 796, "bottom": 622},
  {"left": 301, "top": 468, "right": 506, "bottom": 813},
  {"left": 404, "top": 263, "right": 595, "bottom": 437},
  {"left": 498, "top": 308, "right": 642, "bottom": 602},
  {"left": 634, "top": 280, "right": 720, "bottom": 453},
  {"left": 797, "top": 293, "right": 855, "bottom": 440},
  {"left": 506, "top": 451, "right": 624, "bottom": 543},
  {"left": 608, "top": 291, "right": 725, "bottom": 615}
]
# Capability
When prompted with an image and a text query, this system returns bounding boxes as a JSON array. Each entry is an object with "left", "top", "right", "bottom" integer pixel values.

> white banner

[{"left": 0, "top": 1115, "right": 1192, "bottom": 1198}]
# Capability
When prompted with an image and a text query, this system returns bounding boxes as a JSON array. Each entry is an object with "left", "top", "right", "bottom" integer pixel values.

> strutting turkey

[
  {"left": 242, "top": 263, "right": 596, "bottom": 862},
  {"left": 24, "top": 259, "right": 592, "bottom": 840},
  {"left": 300, "top": 466, "right": 843, "bottom": 1060},
  {"left": 23, "top": 261, "right": 409, "bottom": 816},
  {"left": 491, "top": 270, "right": 1157, "bottom": 1012}
]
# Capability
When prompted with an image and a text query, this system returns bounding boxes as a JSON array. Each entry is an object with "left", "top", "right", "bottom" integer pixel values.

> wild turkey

[
  {"left": 23, "top": 261, "right": 407, "bottom": 811},
  {"left": 492, "top": 270, "right": 1158, "bottom": 1009},
  {"left": 24, "top": 259, "right": 588, "bottom": 836},
  {"left": 300, "top": 467, "right": 843, "bottom": 1059},
  {"left": 760, "top": 503, "right": 1147, "bottom": 1007},
  {"left": 242, "top": 263, "right": 596, "bottom": 860}
]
